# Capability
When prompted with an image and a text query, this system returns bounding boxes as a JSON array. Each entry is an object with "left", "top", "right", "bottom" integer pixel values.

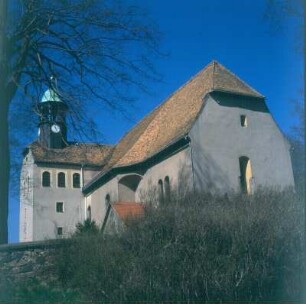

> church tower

[{"left": 38, "top": 87, "right": 68, "bottom": 149}]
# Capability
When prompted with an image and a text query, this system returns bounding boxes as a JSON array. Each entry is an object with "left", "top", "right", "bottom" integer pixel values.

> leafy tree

[{"left": 0, "top": 0, "right": 160, "bottom": 243}]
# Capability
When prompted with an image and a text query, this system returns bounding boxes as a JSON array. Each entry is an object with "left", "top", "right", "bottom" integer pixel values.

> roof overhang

[
  {"left": 33, "top": 160, "right": 102, "bottom": 170},
  {"left": 83, "top": 135, "right": 190, "bottom": 195}
]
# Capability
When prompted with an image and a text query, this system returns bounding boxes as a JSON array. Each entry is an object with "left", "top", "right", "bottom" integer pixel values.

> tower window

[
  {"left": 58, "top": 172, "right": 66, "bottom": 188},
  {"left": 42, "top": 171, "right": 50, "bottom": 187},
  {"left": 73, "top": 173, "right": 81, "bottom": 188},
  {"left": 57, "top": 227, "right": 63, "bottom": 236},
  {"left": 240, "top": 115, "right": 247, "bottom": 127},
  {"left": 56, "top": 202, "right": 64, "bottom": 213}
]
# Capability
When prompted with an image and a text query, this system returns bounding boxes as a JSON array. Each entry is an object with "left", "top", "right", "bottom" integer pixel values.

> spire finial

[{"left": 50, "top": 75, "right": 58, "bottom": 90}]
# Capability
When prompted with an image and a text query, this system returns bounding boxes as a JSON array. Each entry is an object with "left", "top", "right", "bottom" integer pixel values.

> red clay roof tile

[{"left": 112, "top": 202, "right": 145, "bottom": 222}]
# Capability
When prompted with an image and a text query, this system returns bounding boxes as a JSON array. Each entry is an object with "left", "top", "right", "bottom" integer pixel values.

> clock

[{"left": 51, "top": 124, "right": 61, "bottom": 133}]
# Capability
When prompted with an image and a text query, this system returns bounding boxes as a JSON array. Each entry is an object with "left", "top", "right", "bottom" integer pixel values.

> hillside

[{"left": 0, "top": 189, "right": 304, "bottom": 303}]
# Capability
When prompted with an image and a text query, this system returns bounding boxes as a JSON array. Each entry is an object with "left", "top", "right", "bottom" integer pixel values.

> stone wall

[{"left": 0, "top": 240, "right": 62, "bottom": 289}]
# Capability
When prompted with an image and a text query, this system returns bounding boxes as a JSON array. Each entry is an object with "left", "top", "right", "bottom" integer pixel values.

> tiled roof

[
  {"left": 98, "top": 61, "right": 263, "bottom": 171},
  {"left": 28, "top": 141, "right": 113, "bottom": 167},
  {"left": 112, "top": 202, "right": 145, "bottom": 222}
]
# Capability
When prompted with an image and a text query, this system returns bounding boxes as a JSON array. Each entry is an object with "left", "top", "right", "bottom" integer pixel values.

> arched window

[
  {"left": 58, "top": 172, "right": 66, "bottom": 188},
  {"left": 158, "top": 179, "right": 164, "bottom": 204},
  {"left": 240, "top": 115, "right": 248, "bottom": 127},
  {"left": 239, "top": 156, "right": 254, "bottom": 194},
  {"left": 87, "top": 206, "right": 91, "bottom": 220},
  {"left": 42, "top": 171, "right": 50, "bottom": 187},
  {"left": 164, "top": 176, "right": 171, "bottom": 201},
  {"left": 73, "top": 173, "right": 80, "bottom": 188}
]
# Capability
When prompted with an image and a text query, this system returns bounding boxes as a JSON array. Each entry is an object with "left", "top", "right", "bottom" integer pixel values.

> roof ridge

[
  {"left": 213, "top": 61, "right": 264, "bottom": 98},
  {"left": 114, "top": 61, "right": 215, "bottom": 164},
  {"left": 163, "top": 61, "right": 214, "bottom": 101}
]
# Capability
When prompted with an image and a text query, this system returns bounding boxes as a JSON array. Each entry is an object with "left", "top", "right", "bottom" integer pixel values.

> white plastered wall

[
  {"left": 189, "top": 94, "right": 295, "bottom": 193},
  {"left": 135, "top": 148, "right": 193, "bottom": 203},
  {"left": 20, "top": 151, "right": 34, "bottom": 242}
]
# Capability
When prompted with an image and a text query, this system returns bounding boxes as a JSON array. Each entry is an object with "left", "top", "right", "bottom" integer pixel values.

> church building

[{"left": 20, "top": 61, "right": 295, "bottom": 242}]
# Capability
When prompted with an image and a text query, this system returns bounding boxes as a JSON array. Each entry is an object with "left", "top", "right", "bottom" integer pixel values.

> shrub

[
  {"left": 73, "top": 219, "right": 99, "bottom": 237},
  {"left": 51, "top": 189, "right": 305, "bottom": 303}
]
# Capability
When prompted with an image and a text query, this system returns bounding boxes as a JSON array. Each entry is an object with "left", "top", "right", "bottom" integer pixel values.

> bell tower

[{"left": 38, "top": 86, "right": 68, "bottom": 149}]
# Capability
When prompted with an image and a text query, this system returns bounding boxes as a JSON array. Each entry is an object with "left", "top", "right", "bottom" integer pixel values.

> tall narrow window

[
  {"left": 240, "top": 115, "right": 247, "bottom": 127},
  {"left": 158, "top": 179, "right": 164, "bottom": 204},
  {"left": 164, "top": 176, "right": 171, "bottom": 202},
  {"left": 87, "top": 206, "right": 92, "bottom": 220},
  {"left": 58, "top": 172, "right": 66, "bottom": 188},
  {"left": 42, "top": 171, "right": 50, "bottom": 187},
  {"left": 73, "top": 173, "right": 80, "bottom": 188},
  {"left": 239, "top": 156, "right": 254, "bottom": 194}
]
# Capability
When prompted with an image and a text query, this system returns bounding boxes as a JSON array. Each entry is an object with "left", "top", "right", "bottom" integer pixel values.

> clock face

[{"left": 51, "top": 124, "right": 61, "bottom": 133}]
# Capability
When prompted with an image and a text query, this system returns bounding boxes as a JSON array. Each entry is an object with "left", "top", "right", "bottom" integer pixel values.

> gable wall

[{"left": 189, "top": 93, "right": 294, "bottom": 193}]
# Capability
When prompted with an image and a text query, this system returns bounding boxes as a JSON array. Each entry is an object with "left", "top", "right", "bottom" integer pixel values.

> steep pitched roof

[
  {"left": 28, "top": 141, "right": 113, "bottom": 167},
  {"left": 97, "top": 61, "right": 263, "bottom": 171}
]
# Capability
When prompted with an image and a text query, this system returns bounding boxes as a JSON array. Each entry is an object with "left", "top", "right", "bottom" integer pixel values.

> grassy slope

[{"left": 1, "top": 189, "right": 304, "bottom": 303}]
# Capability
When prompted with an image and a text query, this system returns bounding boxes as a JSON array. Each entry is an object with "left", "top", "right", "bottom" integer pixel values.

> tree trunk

[
  {"left": 0, "top": 0, "right": 9, "bottom": 244},
  {"left": 0, "top": 100, "right": 9, "bottom": 244}
]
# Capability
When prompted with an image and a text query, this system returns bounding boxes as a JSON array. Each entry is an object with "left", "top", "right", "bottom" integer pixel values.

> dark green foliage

[
  {"left": 1, "top": 190, "right": 303, "bottom": 303},
  {"left": 73, "top": 218, "right": 99, "bottom": 237},
  {"left": 0, "top": 277, "right": 82, "bottom": 303},
  {"left": 52, "top": 189, "right": 304, "bottom": 303}
]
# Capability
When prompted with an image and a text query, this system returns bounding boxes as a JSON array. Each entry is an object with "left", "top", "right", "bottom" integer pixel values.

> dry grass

[{"left": 1, "top": 188, "right": 304, "bottom": 303}]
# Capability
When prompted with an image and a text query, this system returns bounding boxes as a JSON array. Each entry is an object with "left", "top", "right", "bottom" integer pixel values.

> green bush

[
  {"left": 52, "top": 188, "right": 304, "bottom": 303},
  {"left": 73, "top": 218, "right": 99, "bottom": 237}
]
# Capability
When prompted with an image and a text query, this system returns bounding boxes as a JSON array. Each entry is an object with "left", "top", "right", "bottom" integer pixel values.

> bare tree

[
  {"left": 288, "top": 97, "right": 305, "bottom": 197},
  {"left": 0, "top": 0, "right": 161, "bottom": 243},
  {"left": 264, "top": 0, "right": 303, "bottom": 43},
  {"left": 264, "top": 0, "right": 304, "bottom": 194}
]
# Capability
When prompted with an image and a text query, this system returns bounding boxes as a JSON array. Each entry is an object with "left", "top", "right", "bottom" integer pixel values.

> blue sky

[
  {"left": 88, "top": 0, "right": 303, "bottom": 144},
  {"left": 8, "top": 0, "right": 303, "bottom": 242}
]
